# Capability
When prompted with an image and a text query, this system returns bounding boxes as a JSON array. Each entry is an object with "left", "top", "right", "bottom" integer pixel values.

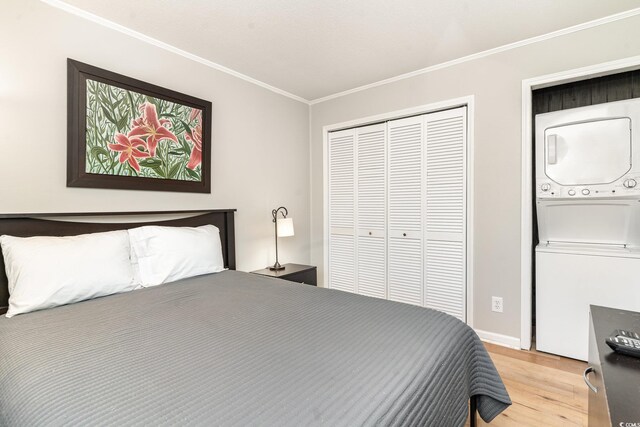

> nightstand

[{"left": 251, "top": 263, "right": 317, "bottom": 286}]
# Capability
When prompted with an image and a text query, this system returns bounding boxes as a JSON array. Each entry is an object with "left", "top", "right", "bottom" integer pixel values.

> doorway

[{"left": 520, "top": 57, "right": 640, "bottom": 350}]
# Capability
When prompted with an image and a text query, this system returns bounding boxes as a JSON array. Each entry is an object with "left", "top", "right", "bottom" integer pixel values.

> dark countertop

[{"left": 591, "top": 305, "right": 640, "bottom": 425}]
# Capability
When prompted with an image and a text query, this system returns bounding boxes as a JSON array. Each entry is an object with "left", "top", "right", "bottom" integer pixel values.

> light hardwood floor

[{"left": 466, "top": 342, "right": 588, "bottom": 426}]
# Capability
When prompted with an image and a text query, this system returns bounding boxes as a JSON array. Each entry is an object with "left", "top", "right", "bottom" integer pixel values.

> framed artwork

[{"left": 67, "top": 59, "right": 212, "bottom": 193}]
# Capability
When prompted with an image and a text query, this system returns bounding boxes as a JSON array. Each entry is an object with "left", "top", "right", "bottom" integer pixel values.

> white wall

[
  {"left": 310, "top": 16, "right": 640, "bottom": 341},
  {"left": 4, "top": 0, "right": 640, "bottom": 343},
  {"left": 0, "top": 0, "right": 310, "bottom": 272}
]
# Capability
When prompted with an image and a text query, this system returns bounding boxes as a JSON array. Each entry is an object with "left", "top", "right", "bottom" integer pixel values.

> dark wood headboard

[{"left": 0, "top": 209, "right": 236, "bottom": 312}]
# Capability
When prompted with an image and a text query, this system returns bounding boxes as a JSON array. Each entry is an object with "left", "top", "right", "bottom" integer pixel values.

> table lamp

[{"left": 270, "top": 206, "right": 294, "bottom": 271}]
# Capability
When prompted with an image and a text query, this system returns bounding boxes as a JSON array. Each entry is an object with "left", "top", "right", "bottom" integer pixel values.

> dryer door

[{"left": 544, "top": 118, "right": 631, "bottom": 186}]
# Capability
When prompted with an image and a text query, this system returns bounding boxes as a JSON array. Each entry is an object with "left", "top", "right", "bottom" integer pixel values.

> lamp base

[{"left": 269, "top": 262, "right": 285, "bottom": 271}]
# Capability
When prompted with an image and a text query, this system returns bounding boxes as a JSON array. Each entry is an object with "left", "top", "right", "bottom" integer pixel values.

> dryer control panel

[{"left": 537, "top": 176, "right": 640, "bottom": 199}]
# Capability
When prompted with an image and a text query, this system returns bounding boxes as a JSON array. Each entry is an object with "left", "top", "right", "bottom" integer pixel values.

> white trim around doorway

[{"left": 520, "top": 55, "right": 640, "bottom": 350}]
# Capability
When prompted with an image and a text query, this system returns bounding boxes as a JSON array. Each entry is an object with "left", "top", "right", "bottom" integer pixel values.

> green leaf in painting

[
  {"left": 168, "top": 151, "right": 184, "bottom": 156},
  {"left": 181, "top": 139, "right": 191, "bottom": 154},
  {"left": 90, "top": 146, "right": 111, "bottom": 161},
  {"left": 185, "top": 167, "right": 200, "bottom": 180},
  {"left": 180, "top": 120, "right": 192, "bottom": 136},
  {"left": 112, "top": 97, "right": 124, "bottom": 109},
  {"left": 98, "top": 93, "right": 113, "bottom": 108},
  {"left": 150, "top": 165, "right": 166, "bottom": 178},
  {"left": 126, "top": 90, "right": 137, "bottom": 116},
  {"left": 138, "top": 158, "right": 165, "bottom": 178},
  {"left": 138, "top": 158, "right": 163, "bottom": 167},
  {"left": 116, "top": 115, "right": 128, "bottom": 132},
  {"left": 167, "top": 162, "right": 181, "bottom": 179},
  {"left": 101, "top": 106, "right": 117, "bottom": 125}
]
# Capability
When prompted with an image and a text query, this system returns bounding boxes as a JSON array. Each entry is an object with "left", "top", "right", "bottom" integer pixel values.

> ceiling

[{"left": 59, "top": 0, "right": 640, "bottom": 102}]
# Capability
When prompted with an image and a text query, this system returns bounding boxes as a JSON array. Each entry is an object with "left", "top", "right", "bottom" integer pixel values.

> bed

[{"left": 0, "top": 210, "right": 510, "bottom": 426}]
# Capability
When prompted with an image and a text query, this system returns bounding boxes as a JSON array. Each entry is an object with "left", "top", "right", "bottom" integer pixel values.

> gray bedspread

[{"left": 0, "top": 270, "right": 510, "bottom": 426}]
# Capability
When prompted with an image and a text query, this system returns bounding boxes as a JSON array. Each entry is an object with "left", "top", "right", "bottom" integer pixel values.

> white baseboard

[{"left": 475, "top": 329, "right": 521, "bottom": 349}]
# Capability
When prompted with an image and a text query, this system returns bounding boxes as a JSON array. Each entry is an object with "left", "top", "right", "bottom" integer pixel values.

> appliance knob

[
  {"left": 568, "top": 189, "right": 576, "bottom": 196},
  {"left": 624, "top": 179, "right": 637, "bottom": 188},
  {"left": 541, "top": 183, "right": 551, "bottom": 192},
  {"left": 582, "top": 189, "right": 590, "bottom": 195}
]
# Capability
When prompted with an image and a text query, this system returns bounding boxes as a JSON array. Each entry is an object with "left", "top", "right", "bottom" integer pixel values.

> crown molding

[
  {"left": 309, "top": 7, "right": 640, "bottom": 105},
  {"left": 41, "top": 1, "right": 640, "bottom": 106},
  {"left": 40, "top": 0, "right": 309, "bottom": 104}
]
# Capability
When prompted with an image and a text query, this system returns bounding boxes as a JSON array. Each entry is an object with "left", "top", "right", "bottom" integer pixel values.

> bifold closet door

[
  {"left": 328, "top": 107, "right": 468, "bottom": 322},
  {"left": 328, "top": 128, "right": 356, "bottom": 293},
  {"left": 424, "top": 107, "right": 467, "bottom": 321},
  {"left": 387, "top": 116, "right": 424, "bottom": 306},
  {"left": 356, "top": 124, "right": 387, "bottom": 299}
]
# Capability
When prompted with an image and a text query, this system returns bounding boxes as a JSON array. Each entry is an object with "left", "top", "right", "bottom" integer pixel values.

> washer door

[
  {"left": 536, "top": 199, "right": 640, "bottom": 246},
  {"left": 544, "top": 118, "right": 631, "bottom": 185}
]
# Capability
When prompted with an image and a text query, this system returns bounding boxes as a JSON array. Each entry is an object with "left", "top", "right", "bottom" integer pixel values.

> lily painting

[{"left": 68, "top": 59, "right": 211, "bottom": 193}]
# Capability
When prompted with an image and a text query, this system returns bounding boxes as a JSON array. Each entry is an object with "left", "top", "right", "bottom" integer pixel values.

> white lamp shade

[{"left": 276, "top": 217, "right": 295, "bottom": 237}]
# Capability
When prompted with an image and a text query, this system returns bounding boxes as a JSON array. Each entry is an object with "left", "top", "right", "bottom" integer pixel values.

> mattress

[{"left": 0, "top": 270, "right": 510, "bottom": 426}]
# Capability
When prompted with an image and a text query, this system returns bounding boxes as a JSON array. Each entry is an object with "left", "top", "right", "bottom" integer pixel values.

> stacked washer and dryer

[{"left": 535, "top": 98, "right": 640, "bottom": 361}]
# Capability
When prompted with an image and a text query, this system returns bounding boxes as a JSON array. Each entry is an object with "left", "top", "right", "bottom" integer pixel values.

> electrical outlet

[{"left": 492, "top": 296, "right": 503, "bottom": 313}]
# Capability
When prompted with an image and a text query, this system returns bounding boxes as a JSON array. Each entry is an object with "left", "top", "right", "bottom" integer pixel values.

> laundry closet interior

[{"left": 532, "top": 69, "right": 640, "bottom": 361}]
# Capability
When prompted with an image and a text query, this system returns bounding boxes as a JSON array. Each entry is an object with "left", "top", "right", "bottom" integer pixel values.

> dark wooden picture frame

[{"left": 67, "top": 59, "right": 212, "bottom": 193}]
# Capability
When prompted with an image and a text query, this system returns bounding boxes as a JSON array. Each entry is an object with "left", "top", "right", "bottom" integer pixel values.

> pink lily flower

[
  {"left": 108, "top": 133, "right": 150, "bottom": 172},
  {"left": 185, "top": 124, "right": 202, "bottom": 170},
  {"left": 189, "top": 107, "right": 202, "bottom": 123},
  {"left": 128, "top": 102, "right": 178, "bottom": 157}
]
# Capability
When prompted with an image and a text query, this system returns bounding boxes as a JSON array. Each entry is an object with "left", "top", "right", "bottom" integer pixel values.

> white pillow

[
  {"left": 128, "top": 224, "right": 224, "bottom": 287},
  {"left": 1, "top": 230, "right": 137, "bottom": 318}
]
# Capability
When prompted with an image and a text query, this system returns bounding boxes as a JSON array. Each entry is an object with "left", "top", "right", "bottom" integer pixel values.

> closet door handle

[
  {"left": 368, "top": 231, "right": 372, "bottom": 236},
  {"left": 583, "top": 367, "right": 597, "bottom": 393},
  {"left": 403, "top": 233, "right": 407, "bottom": 237}
]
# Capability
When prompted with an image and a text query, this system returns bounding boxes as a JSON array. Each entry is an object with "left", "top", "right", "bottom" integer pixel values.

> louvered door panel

[
  {"left": 387, "top": 116, "right": 423, "bottom": 306},
  {"left": 425, "top": 240, "right": 464, "bottom": 318},
  {"left": 328, "top": 129, "right": 356, "bottom": 292},
  {"left": 357, "top": 236, "right": 386, "bottom": 298},
  {"left": 356, "top": 123, "right": 386, "bottom": 298},
  {"left": 424, "top": 107, "right": 467, "bottom": 320},
  {"left": 329, "top": 129, "right": 355, "bottom": 231},
  {"left": 357, "top": 124, "right": 386, "bottom": 231},
  {"left": 329, "top": 234, "right": 356, "bottom": 292},
  {"left": 388, "top": 236, "right": 422, "bottom": 305},
  {"left": 388, "top": 116, "right": 423, "bottom": 237}
]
